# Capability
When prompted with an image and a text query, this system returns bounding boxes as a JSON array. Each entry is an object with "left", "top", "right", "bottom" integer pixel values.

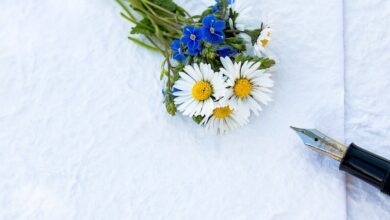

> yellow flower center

[
  {"left": 213, "top": 106, "right": 233, "bottom": 119},
  {"left": 210, "top": 27, "right": 215, "bottom": 34},
  {"left": 261, "top": 39, "right": 269, "bottom": 48},
  {"left": 190, "top": 34, "right": 196, "bottom": 40},
  {"left": 192, "top": 81, "right": 212, "bottom": 101},
  {"left": 233, "top": 78, "right": 252, "bottom": 98}
]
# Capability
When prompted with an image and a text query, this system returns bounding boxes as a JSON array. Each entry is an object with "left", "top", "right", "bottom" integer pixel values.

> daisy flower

[
  {"left": 254, "top": 27, "right": 272, "bottom": 57},
  {"left": 220, "top": 57, "right": 274, "bottom": 115},
  {"left": 201, "top": 102, "right": 249, "bottom": 134},
  {"left": 173, "top": 63, "right": 225, "bottom": 117}
]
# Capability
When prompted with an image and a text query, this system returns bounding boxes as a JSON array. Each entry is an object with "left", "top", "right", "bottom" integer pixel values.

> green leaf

[
  {"left": 244, "top": 28, "right": 262, "bottom": 45},
  {"left": 172, "top": 65, "right": 183, "bottom": 80},
  {"left": 259, "top": 58, "right": 276, "bottom": 69},
  {"left": 233, "top": 55, "right": 276, "bottom": 70},
  {"left": 165, "top": 98, "right": 177, "bottom": 116},
  {"left": 150, "top": 0, "right": 179, "bottom": 13},
  {"left": 201, "top": 8, "right": 214, "bottom": 17},
  {"left": 192, "top": 115, "right": 204, "bottom": 124}
]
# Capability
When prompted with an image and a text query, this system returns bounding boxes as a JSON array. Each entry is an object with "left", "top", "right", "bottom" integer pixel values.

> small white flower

[
  {"left": 230, "top": 0, "right": 260, "bottom": 31},
  {"left": 254, "top": 27, "right": 272, "bottom": 57},
  {"left": 220, "top": 57, "right": 274, "bottom": 115},
  {"left": 201, "top": 102, "right": 249, "bottom": 134},
  {"left": 173, "top": 63, "right": 225, "bottom": 117}
]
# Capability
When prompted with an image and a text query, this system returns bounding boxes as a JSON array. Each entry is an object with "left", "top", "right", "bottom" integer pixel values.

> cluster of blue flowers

[{"left": 171, "top": 12, "right": 237, "bottom": 62}]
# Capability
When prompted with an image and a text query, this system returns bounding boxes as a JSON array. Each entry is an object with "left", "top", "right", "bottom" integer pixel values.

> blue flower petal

[
  {"left": 188, "top": 40, "right": 200, "bottom": 50},
  {"left": 162, "top": 87, "right": 182, "bottom": 99},
  {"left": 170, "top": 39, "right": 181, "bottom": 50},
  {"left": 193, "top": 28, "right": 203, "bottom": 38},
  {"left": 203, "top": 30, "right": 225, "bottom": 44},
  {"left": 216, "top": 45, "right": 237, "bottom": 57},
  {"left": 214, "top": 20, "right": 226, "bottom": 31},
  {"left": 188, "top": 45, "right": 202, "bottom": 56},
  {"left": 212, "top": 5, "right": 219, "bottom": 12},
  {"left": 202, "top": 14, "right": 216, "bottom": 28},
  {"left": 172, "top": 87, "right": 181, "bottom": 93},
  {"left": 173, "top": 52, "right": 186, "bottom": 62},
  {"left": 183, "top": 26, "right": 195, "bottom": 35},
  {"left": 181, "top": 35, "right": 191, "bottom": 44},
  {"left": 171, "top": 39, "right": 186, "bottom": 62}
]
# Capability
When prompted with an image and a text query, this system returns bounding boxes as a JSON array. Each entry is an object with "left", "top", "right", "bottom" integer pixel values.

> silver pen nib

[{"left": 290, "top": 126, "right": 347, "bottom": 161}]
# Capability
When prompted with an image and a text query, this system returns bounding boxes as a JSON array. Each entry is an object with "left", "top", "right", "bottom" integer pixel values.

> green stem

[
  {"left": 128, "top": 36, "right": 162, "bottom": 53},
  {"left": 116, "top": 0, "right": 137, "bottom": 20},
  {"left": 225, "top": 29, "right": 242, "bottom": 34},
  {"left": 142, "top": 0, "right": 176, "bottom": 16},
  {"left": 146, "top": 36, "right": 164, "bottom": 54},
  {"left": 120, "top": 12, "right": 136, "bottom": 23},
  {"left": 164, "top": 43, "right": 173, "bottom": 89},
  {"left": 141, "top": 0, "right": 158, "bottom": 16}
]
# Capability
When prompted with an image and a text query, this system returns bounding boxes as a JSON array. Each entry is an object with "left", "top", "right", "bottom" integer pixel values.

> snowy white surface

[{"left": 0, "top": 0, "right": 388, "bottom": 219}]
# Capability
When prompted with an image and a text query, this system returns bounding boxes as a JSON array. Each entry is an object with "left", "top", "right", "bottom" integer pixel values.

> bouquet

[{"left": 116, "top": 0, "right": 276, "bottom": 133}]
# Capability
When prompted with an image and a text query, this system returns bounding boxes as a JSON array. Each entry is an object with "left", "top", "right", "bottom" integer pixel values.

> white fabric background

[
  {"left": 344, "top": 0, "right": 390, "bottom": 219},
  {"left": 0, "top": 0, "right": 388, "bottom": 219}
]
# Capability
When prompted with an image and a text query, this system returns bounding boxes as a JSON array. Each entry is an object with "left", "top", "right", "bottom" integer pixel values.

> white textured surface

[
  {"left": 344, "top": 0, "right": 390, "bottom": 219},
  {"left": 1, "top": 0, "right": 388, "bottom": 219}
]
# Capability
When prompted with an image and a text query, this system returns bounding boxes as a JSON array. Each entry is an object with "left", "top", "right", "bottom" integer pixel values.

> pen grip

[{"left": 339, "top": 143, "right": 390, "bottom": 195}]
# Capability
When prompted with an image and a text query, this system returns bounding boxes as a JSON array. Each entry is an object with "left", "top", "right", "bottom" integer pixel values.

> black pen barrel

[{"left": 339, "top": 143, "right": 390, "bottom": 195}]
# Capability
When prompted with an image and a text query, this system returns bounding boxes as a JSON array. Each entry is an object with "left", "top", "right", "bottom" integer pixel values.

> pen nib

[{"left": 290, "top": 126, "right": 347, "bottom": 161}]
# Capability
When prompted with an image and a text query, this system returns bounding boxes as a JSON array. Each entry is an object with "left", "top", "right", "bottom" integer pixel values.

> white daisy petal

[
  {"left": 221, "top": 56, "right": 235, "bottom": 75},
  {"left": 179, "top": 71, "right": 196, "bottom": 84},
  {"left": 246, "top": 69, "right": 264, "bottom": 79},
  {"left": 200, "top": 63, "right": 212, "bottom": 81},
  {"left": 184, "top": 65, "right": 201, "bottom": 82},
  {"left": 234, "top": 62, "right": 242, "bottom": 79},
  {"left": 240, "top": 61, "right": 251, "bottom": 77},
  {"left": 174, "top": 80, "right": 194, "bottom": 91},
  {"left": 203, "top": 98, "right": 215, "bottom": 116}
]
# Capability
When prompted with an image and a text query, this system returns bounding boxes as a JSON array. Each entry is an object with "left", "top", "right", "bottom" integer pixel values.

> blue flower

[
  {"left": 188, "top": 45, "right": 202, "bottom": 56},
  {"left": 170, "top": 40, "right": 186, "bottom": 62},
  {"left": 202, "top": 14, "right": 226, "bottom": 44},
  {"left": 216, "top": 46, "right": 237, "bottom": 57},
  {"left": 181, "top": 26, "right": 203, "bottom": 50}
]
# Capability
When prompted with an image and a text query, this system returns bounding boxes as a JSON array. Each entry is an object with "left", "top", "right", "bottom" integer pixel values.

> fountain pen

[{"left": 291, "top": 126, "right": 390, "bottom": 195}]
